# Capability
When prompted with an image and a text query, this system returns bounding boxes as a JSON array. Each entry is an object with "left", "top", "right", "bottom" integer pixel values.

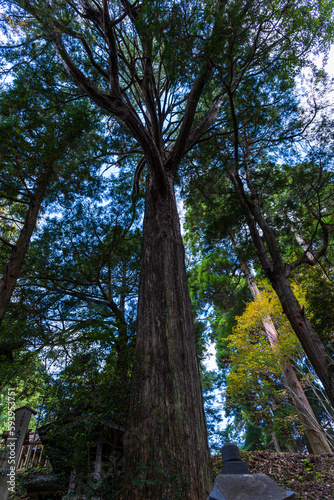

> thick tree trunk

[
  {"left": 240, "top": 262, "right": 332, "bottom": 455},
  {"left": 122, "top": 169, "right": 211, "bottom": 499}
]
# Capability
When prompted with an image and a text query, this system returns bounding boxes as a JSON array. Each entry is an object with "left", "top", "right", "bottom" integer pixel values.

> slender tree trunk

[
  {"left": 0, "top": 164, "right": 53, "bottom": 327},
  {"left": 280, "top": 354, "right": 332, "bottom": 454},
  {"left": 122, "top": 169, "right": 211, "bottom": 499},
  {"left": 240, "top": 261, "right": 332, "bottom": 455},
  {"left": 114, "top": 285, "right": 129, "bottom": 384},
  {"left": 286, "top": 440, "right": 299, "bottom": 453},
  {"left": 115, "top": 270, "right": 129, "bottom": 384},
  {"left": 114, "top": 322, "right": 129, "bottom": 385},
  {"left": 228, "top": 161, "right": 334, "bottom": 404},
  {"left": 272, "top": 275, "right": 334, "bottom": 406},
  {"left": 230, "top": 169, "right": 334, "bottom": 404},
  {"left": 271, "top": 431, "right": 283, "bottom": 452}
]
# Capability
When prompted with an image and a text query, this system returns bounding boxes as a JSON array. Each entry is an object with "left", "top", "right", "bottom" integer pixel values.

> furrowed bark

[{"left": 122, "top": 166, "right": 211, "bottom": 499}]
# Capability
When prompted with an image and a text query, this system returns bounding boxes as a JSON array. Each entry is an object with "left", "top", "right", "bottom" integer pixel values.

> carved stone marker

[
  {"left": 0, "top": 406, "right": 37, "bottom": 500},
  {"left": 220, "top": 443, "right": 249, "bottom": 475},
  {"left": 208, "top": 443, "right": 296, "bottom": 500}
]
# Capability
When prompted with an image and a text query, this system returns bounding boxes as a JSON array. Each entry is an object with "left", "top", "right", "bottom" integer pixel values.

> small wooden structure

[
  {"left": 1, "top": 430, "right": 49, "bottom": 471},
  {"left": 1, "top": 402, "right": 124, "bottom": 499},
  {"left": 0, "top": 406, "right": 37, "bottom": 500},
  {"left": 32, "top": 403, "right": 124, "bottom": 499}
]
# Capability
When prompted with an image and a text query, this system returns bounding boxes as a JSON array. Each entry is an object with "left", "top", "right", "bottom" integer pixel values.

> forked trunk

[{"left": 122, "top": 169, "right": 211, "bottom": 498}]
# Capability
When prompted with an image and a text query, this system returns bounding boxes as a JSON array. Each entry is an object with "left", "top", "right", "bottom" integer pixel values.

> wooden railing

[
  {"left": 1, "top": 431, "right": 50, "bottom": 471},
  {"left": 17, "top": 439, "right": 49, "bottom": 470}
]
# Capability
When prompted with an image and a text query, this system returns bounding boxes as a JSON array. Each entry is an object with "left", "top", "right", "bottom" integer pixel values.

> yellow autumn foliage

[{"left": 226, "top": 279, "right": 305, "bottom": 406}]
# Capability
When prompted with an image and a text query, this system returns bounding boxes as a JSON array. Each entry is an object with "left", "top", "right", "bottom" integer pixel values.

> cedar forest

[{"left": 0, "top": 0, "right": 334, "bottom": 498}]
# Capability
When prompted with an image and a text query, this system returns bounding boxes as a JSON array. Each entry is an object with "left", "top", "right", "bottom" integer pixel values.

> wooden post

[{"left": 0, "top": 406, "right": 37, "bottom": 500}]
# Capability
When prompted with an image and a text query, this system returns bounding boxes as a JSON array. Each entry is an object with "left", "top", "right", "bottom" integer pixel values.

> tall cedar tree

[{"left": 5, "top": 0, "right": 334, "bottom": 497}]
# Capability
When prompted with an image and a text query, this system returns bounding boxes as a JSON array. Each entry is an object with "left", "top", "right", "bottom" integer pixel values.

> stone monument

[{"left": 208, "top": 443, "right": 296, "bottom": 500}]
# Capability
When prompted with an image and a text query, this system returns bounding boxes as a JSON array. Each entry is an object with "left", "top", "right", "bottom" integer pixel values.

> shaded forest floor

[{"left": 212, "top": 450, "right": 334, "bottom": 499}]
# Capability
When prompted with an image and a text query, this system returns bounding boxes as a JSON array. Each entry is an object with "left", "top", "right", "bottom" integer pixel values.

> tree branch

[
  {"left": 185, "top": 93, "right": 226, "bottom": 152},
  {"left": 166, "top": 72, "right": 208, "bottom": 171},
  {"left": 0, "top": 236, "right": 15, "bottom": 249}
]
